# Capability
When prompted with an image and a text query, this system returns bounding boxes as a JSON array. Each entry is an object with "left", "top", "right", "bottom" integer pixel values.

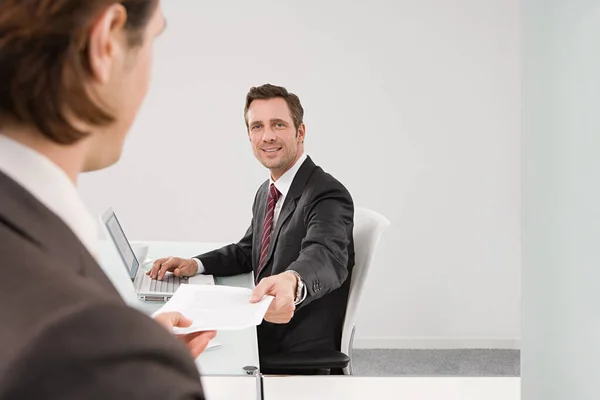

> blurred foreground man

[{"left": 0, "top": 1, "right": 213, "bottom": 398}]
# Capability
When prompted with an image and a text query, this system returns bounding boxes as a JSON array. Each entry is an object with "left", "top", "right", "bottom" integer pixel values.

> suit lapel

[
  {"left": 0, "top": 171, "right": 119, "bottom": 294},
  {"left": 255, "top": 157, "right": 317, "bottom": 281},
  {"left": 0, "top": 171, "right": 64, "bottom": 253}
]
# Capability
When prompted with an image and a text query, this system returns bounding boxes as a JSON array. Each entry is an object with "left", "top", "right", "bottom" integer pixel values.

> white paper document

[
  {"left": 152, "top": 284, "right": 274, "bottom": 334},
  {"left": 187, "top": 273, "right": 216, "bottom": 285}
]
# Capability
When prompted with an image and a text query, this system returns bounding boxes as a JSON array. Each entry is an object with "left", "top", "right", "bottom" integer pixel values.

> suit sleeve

[
  {"left": 196, "top": 221, "right": 253, "bottom": 277},
  {"left": 5, "top": 302, "right": 204, "bottom": 400},
  {"left": 287, "top": 183, "right": 354, "bottom": 308},
  {"left": 195, "top": 186, "right": 266, "bottom": 277}
]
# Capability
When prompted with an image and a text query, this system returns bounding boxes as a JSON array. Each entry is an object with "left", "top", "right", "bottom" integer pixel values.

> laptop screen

[{"left": 104, "top": 212, "right": 139, "bottom": 280}]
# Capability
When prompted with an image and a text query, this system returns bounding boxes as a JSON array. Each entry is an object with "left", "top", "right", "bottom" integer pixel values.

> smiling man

[{"left": 150, "top": 84, "right": 355, "bottom": 372}]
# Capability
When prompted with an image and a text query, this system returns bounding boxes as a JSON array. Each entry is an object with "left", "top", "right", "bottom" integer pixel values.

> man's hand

[
  {"left": 249, "top": 272, "right": 298, "bottom": 324},
  {"left": 148, "top": 257, "right": 198, "bottom": 280},
  {"left": 154, "top": 312, "right": 217, "bottom": 358}
]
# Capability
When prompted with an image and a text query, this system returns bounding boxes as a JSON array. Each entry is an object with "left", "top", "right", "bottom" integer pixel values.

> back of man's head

[{"left": 0, "top": 0, "right": 158, "bottom": 146}]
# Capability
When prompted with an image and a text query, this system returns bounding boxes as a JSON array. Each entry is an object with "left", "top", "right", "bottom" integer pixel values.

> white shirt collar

[
  {"left": 270, "top": 153, "right": 308, "bottom": 198},
  {"left": 0, "top": 134, "right": 98, "bottom": 256}
]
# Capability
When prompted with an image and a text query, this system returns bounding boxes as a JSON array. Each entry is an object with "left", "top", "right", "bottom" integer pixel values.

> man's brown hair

[
  {"left": 244, "top": 84, "right": 304, "bottom": 131},
  {"left": 0, "top": 0, "right": 159, "bottom": 145}
]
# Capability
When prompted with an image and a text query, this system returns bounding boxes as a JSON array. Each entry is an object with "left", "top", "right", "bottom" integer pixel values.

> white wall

[
  {"left": 79, "top": 0, "right": 521, "bottom": 349},
  {"left": 522, "top": 1, "right": 600, "bottom": 398}
]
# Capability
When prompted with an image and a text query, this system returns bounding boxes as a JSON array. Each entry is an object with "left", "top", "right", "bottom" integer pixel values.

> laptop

[{"left": 101, "top": 207, "right": 214, "bottom": 302}]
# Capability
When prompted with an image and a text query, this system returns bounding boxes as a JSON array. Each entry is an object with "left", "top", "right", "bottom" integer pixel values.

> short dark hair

[
  {"left": 0, "top": 0, "right": 159, "bottom": 145},
  {"left": 244, "top": 84, "right": 304, "bottom": 131}
]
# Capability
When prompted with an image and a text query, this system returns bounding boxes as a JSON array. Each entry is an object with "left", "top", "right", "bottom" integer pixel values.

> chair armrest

[{"left": 261, "top": 350, "right": 350, "bottom": 371}]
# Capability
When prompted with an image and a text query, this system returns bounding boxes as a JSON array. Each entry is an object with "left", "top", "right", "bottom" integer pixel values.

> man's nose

[{"left": 262, "top": 127, "right": 276, "bottom": 142}]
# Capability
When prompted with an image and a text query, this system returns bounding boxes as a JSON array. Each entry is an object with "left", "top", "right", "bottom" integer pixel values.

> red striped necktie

[{"left": 256, "top": 183, "right": 281, "bottom": 282}]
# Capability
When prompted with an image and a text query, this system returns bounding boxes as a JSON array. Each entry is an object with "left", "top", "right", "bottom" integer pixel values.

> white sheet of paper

[
  {"left": 188, "top": 273, "right": 215, "bottom": 285},
  {"left": 152, "top": 284, "right": 274, "bottom": 334}
]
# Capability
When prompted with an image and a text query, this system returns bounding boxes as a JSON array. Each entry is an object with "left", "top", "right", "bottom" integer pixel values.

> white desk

[
  {"left": 262, "top": 376, "right": 520, "bottom": 400},
  {"left": 97, "top": 241, "right": 260, "bottom": 377},
  {"left": 201, "top": 376, "right": 259, "bottom": 400}
]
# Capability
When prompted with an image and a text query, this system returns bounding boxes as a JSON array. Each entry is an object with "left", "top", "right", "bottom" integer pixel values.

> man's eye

[{"left": 275, "top": 123, "right": 285, "bottom": 128}]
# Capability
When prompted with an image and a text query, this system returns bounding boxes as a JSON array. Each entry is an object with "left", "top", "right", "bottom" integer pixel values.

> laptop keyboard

[
  {"left": 150, "top": 274, "right": 188, "bottom": 293},
  {"left": 136, "top": 272, "right": 188, "bottom": 293}
]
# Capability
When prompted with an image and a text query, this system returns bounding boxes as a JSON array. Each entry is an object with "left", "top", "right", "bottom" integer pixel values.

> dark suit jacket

[
  {"left": 198, "top": 157, "right": 355, "bottom": 355},
  {"left": 0, "top": 171, "right": 205, "bottom": 400}
]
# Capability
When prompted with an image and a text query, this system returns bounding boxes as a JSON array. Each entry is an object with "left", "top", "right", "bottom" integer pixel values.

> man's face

[{"left": 247, "top": 98, "right": 305, "bottom": 180}]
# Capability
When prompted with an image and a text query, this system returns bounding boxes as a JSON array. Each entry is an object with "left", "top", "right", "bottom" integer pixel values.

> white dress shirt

[
  {"left": 194, "top": 153, "right": 308, "bottom": 302},
  {"left": 270, "top": 152, "right": 307, "bottom": 227},
  {"left": 0, "top": 134, "right": 98, "bottom": 257}
]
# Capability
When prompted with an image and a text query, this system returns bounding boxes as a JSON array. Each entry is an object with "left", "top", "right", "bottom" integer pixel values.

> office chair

[{"left": 260, "top": 207, "right": 390, "bottom": 375}]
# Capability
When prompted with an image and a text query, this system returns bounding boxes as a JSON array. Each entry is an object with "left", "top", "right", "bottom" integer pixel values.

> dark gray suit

[
  {"left": 0, "top": 171, "right": 205, "bottom": 400},
  {"left": 198, "top": 156, "right": 355, "bottom": 355}
]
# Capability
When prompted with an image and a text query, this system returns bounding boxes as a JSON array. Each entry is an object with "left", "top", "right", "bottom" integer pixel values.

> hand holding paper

[
  {"left": 250, "top": 272, "right": 297, "bottom": 324},
  {"left": 153, "top": 311, "right": 217, "bottom": 357},
  {"left": 153, "top": 285, "right": 274, "bottom": 334}
]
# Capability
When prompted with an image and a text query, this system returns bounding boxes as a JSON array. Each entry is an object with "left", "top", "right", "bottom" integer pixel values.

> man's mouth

[{"left": 262, "top": 147, "right": 282, "bottom": 153}]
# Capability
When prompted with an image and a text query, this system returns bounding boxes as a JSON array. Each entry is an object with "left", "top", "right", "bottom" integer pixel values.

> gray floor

[{"left": 352, "top": 349, "right": 520, "bottom": 377}]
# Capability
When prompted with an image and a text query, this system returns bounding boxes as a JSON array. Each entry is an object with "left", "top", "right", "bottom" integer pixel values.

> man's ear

[
  {"left": 87, "top": 4, "right": 128, "bottom": 84},
  {"left": 297, "top": 123, "right": 306, "bottom": 143}
]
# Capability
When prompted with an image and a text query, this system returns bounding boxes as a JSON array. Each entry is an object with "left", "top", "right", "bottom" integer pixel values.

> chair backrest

[{"left": 341, "top": 207, "right": 390, "bottom": 358}]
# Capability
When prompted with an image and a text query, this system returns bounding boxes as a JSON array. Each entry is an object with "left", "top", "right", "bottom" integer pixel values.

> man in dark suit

[
  {"left": 0, "top": 1, "right": 213, "bottom": 398},
  {"left": 150, "top": 84, "right": 355, "bottom": 362}
]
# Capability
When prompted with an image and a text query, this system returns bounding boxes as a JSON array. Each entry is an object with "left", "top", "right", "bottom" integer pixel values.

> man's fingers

[
  {"left": 249, "top": 278, "right": 276, "bottom": 302},
  {"left": 188, "top": 338, "right": 210, "bottom": 358},
  {"left": 148, "top": 257, "right": 169, "bottom": 277},
  {"left": 185, "top": 330, "right": 217, "bottom": 342},
  {"left": 273, "top": 299, "right": 295, "bottom": 315},
  {"left": 149, "top": 257, "right": 174, "bottom": 279},
  {"left": 252, "top": 275, "right": 295, "bottom": 324},
  {"left": 157, "top": 257, "right": 180, "bottom": 280},
  {"left": 174, "top": 315, "right": 193, "bottom": 328},
  {"left": 154, "top": 311, "right": 191, "bottom": 330},
  {"left": 181, "top": 330, "right": 217, "bottom": 358},
  {"left": 264, "top": 308, "right": 295, "bottom": 324},
  {"left": 267, "top": 289, "right": 294, "bottom": 312},
  {"left": 263, "top": 289, "right": 296, "bottom": 324},
  {"left": 150, "top": 257, "right": 197, "bottom": 279},
  {"left": 266, "top": 313, "right": 294, "bottom": 323},
  {"left": 274, "top": 291, "right": 295, "bottom": 308}
]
